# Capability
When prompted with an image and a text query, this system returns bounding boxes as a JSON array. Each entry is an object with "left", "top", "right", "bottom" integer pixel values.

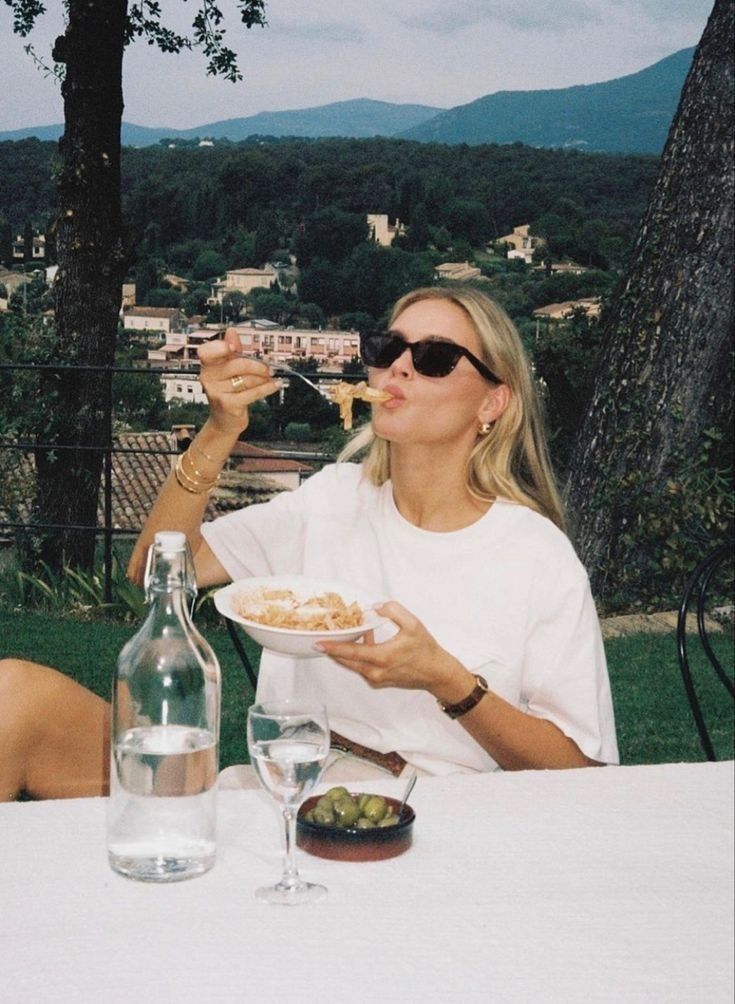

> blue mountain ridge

[{"left": 0, "top": 49, "right": 694, "bottom": 154}]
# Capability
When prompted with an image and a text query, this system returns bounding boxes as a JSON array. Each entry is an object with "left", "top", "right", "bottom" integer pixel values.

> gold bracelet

[
  {"left": 181, "top": 450, "right": 218, "bottom": 487},
  {"left": 174, "top": 454, "right": 216, "bottom": 494}
]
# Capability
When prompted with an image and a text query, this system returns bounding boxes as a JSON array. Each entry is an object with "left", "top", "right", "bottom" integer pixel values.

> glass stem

[{"left": 280, "top": 806, "right": 300, "bottom": 890}]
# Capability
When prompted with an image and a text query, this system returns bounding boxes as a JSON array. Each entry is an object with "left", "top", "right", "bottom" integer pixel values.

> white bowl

[{"left": 214, "top": 575, "right": 385, "bottom": 659}]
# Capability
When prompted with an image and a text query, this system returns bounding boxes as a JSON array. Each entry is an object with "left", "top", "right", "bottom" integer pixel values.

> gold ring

[{"left": 230, "top": 375, "right": 246, "bottom": 391}]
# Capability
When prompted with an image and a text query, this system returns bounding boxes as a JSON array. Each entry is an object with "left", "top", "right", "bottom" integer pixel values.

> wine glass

[{"left": 247, "top": 700, "right": 330, "bottom": 905}]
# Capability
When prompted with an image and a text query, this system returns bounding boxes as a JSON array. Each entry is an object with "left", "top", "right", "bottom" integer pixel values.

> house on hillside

[
  {"left": 12, "top": 233, "right": 46, "bottom": 261},
  {"left": 367, "top": 214, "right": 405, "bottom": 247},
  {"left": 497, "top": 224, "right": 545, "bottom": 264},
  {"left": 163, "top": 273, "right": 190, "bottom": 292},
  {"left": 532, "top": 298, "right": 601, "bottom": 337},
  {"left": 122, "top": 306, "right": 184, "bottom": 334},
  {"left": 434, "top": 261, "right": 483, "bottom": 282},
  {"left": 233, "top": 322, "right": 360, "bottom": 369},
  {"left": 209, "top": 265, "right": 278, "bottom": 305},
  {"left": 532, "top": 261, "right": 587, "bottom": 276},
  {"left": 120, "top": 283, "right": 136, "bottom": 310}
]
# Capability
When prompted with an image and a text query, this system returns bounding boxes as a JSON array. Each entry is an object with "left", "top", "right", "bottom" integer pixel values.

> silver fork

[{"left": 234, "top": 352, "right": 329, "bottom": 399}]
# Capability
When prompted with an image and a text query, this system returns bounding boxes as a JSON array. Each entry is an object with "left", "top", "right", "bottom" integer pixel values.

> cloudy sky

[{"left": 0, "top": 0, "right": 714, "bottom": 131}]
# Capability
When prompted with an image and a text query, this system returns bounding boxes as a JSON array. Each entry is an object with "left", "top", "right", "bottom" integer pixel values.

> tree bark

[
  {"left": 31, "top": 0, "right": 128, "bottom": 569},
  {"left": 565, "top": 0, "right": 734, "bottom": 609}
]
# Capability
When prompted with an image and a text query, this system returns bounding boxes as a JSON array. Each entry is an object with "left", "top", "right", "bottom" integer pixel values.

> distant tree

[
  {"left": 430, "top": 225, "right": 452, "bottom": 252},
  {"left": 247, "top": 290, "right": 294, "bottom": 324},
  {"left": 180, "top": 284, "right": 211, "bottom": 318},
  {"left": 228, "top": 225, "right": 257, "bottom": 268},
  {"left": 295, "top": 207, "right": 368, "bottom": 267},
  {"left": 5, "top": 0, "right": 267, "bottom": 571},
  {"left": 134, "top": 256, "right": 162, "bottom": 303},
  {"left": 9, "top": 275, "right": 49, "bottom": 315},
  {"left": 339, "top": 311, "right": 376, "bottom": 334},
  {"left": 566, "top": 0, "right": 734, "bottom": 610},
  {"left": 144, "top": 287, "right": 182, "bottom": 308},
  {"left": 0, "top": 213, "right": 12, "bottom": 265},
  {"left": 192, "top": 248, "right": 228, "bottom": 282},
  {"left": 112, "top": 369, "right": 167, "bottom": 431},
  {"left": 297, "top": 302, "right": 326, "bottom": 329},
  {"left": 403, "top": 202, "right": 431, "bottom": 251},
  {"left": 297, "top": 258, "right": 350, "bottom": 316},
  {"left": 221, "top": 289, "right": 246, "bottom": 322},
  {"left": 444, "top": 198, "right": 489, "bottom": 247},
  {"left": 531, "top": 308, "right": 604, "bottom": 474},
  {"left": 167, "top": 238, "right": 208, "bottom": 273},
  {"left": 254, "top": 209, "right": 280, "bottom": 263}
]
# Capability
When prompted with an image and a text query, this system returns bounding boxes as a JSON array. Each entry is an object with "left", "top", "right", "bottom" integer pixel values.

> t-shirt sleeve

[
  {"left": 521, "top": 540, "right": 619, "bottom": 765},
  {"left": 200, "top": 465, "right": 338, "bottom": 582}
]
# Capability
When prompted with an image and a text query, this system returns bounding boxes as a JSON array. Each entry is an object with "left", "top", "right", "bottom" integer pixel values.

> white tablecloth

[{"left": 1, "top": 761, "right": 733, "bottom": 1003}]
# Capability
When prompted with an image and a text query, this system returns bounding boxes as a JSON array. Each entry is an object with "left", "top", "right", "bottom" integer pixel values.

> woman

[{"left": 0, "top": 286, "right": 617, "bottom": 799}]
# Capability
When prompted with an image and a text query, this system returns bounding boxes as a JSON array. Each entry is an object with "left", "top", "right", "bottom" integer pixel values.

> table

[{"left": 1, "top": 761, "right": 733, "bottom": 1003}]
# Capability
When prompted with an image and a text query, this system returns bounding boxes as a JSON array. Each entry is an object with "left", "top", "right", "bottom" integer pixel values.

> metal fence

[{"left": 0, "top": 359, "right": 343, "bottom": 600}]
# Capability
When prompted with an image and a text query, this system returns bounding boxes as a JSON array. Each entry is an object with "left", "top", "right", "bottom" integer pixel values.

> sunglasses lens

[
  {"left": 412, "top": 341, "right": 460, "bottom": 377},
  {"left": 361, "top": 334, "right": 403, "bottom": 368}
]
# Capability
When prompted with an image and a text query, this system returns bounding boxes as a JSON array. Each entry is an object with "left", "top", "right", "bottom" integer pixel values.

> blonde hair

[{"left": 339, "top": 285, "right": 566, "bottom": 531}]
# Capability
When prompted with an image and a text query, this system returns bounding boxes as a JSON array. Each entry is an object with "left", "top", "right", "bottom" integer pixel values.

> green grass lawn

[{"left": 1, "top": 611, "right": 732, "bottom": 768}]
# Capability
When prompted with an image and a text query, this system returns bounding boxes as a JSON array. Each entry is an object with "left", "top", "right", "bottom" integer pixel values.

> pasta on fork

[{"left": 328, "top": 381, "right": 392, "bottom": 429}]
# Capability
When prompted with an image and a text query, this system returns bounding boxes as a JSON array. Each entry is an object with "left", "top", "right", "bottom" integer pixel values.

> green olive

[
  {"left": 378, "top": 813, "right": 399, "bottom": 828},
  {"left": 357, "top": 792, "right": 372, "bottom": 812},
  {"left": 362, "top": 795, "right": 388, "bottom": 823},
  {"left": 333, "top": 796, "right": 361, "bottom": 828},
  {"left": 355, "top": 817, "right": 377, "bottom": 829},
  {"left": 324, "top": 786, "right": 350, "bottom": 802},
  {"left": 313, "top": 803, "right": 336, "bottom": 825}
]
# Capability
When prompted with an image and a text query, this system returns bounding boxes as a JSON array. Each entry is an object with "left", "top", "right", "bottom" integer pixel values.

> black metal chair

[
  {"left": 224, "top": 616, "right": 259, "bottom": 691},
  {"left": 676, "top": 541, "right": 734, "bottom": 760}
]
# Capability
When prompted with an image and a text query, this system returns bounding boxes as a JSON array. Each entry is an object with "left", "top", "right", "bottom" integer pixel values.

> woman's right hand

[{"left": 197, "top": 328, "right": 281, "bottom": 437}]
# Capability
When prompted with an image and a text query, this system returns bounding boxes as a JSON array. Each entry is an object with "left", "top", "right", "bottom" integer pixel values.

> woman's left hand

[{"left": 316, "top": 601, "right": 473, "bottom": 700}]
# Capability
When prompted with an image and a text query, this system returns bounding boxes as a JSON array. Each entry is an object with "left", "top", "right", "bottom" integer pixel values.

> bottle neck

[{"left": 146, "top": 550, "right": 195, "bottom": 624}]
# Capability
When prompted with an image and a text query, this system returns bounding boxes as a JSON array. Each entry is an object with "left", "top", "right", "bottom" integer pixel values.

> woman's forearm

[
  {"left": 457, "top": 685, "right": 599, "bottom": 770},
  {"left": 127, "top": 420, "right": 239, "bottom": 586}
]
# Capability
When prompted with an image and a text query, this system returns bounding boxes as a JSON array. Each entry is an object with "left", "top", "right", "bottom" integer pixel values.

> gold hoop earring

[{"left": 478, "top": 421, "right": 492, "bottom": 436}]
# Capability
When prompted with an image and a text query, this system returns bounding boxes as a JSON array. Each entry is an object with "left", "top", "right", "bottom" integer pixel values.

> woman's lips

[{"left": 382, "top": 384, "right": 405, "bottom": 409}]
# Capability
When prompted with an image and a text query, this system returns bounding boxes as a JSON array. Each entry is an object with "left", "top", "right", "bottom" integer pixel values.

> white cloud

[{"left": 0, "top": 0, "right": 714, "bottom": 131}]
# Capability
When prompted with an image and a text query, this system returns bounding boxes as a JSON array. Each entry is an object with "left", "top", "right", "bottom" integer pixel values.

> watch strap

[{"left": 438, "top": 674, "right": 489, "bottom": 719}]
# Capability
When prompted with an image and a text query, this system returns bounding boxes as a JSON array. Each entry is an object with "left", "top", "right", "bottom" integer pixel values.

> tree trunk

[
  {"left": 31, "top": 0, "right": 128, "bottom": 570},
  {"left": 565, "top": 0, "right": 734, "bottom": 610}
]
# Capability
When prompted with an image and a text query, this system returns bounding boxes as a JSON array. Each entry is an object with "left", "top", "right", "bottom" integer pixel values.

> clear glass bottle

[{"left": 107, "top": 531, "right": 221, "bottom": 882}]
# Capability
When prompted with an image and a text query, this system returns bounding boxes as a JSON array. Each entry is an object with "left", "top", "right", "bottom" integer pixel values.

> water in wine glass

[
  {"left": 247, "top": 701, "right": 330, "bottom": 905},
  {"left": 250, "top": 738, "right": 326, "bottom": 806}
]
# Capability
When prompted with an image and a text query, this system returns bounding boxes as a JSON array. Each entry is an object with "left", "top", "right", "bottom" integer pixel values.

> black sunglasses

[{"left": 361, "top": 331, "right": 501, "bottom": 383}]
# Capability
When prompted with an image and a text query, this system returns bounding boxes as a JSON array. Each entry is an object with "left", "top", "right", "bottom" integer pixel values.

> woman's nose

[{"left": 389, "top": 346, "right": 413, "bottom": 377}]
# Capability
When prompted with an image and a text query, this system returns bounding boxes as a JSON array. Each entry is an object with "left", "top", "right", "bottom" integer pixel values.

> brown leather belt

[{"left": 329, "top": 730, "right": 408, "bottom": 778}]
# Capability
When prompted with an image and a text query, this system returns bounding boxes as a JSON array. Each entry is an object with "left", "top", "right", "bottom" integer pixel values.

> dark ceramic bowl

[{"left": 296, "top": 794, "right": 416, "bottom": 862}]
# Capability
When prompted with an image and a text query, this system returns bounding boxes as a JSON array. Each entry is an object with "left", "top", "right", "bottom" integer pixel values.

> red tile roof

[{"left": 1, "top": 432, "right": 288, "bottom": 538}]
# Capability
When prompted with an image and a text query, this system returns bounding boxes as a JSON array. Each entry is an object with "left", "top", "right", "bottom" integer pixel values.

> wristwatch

[{"left": 437, "top": 673, "right": 489, "bottom": 719}]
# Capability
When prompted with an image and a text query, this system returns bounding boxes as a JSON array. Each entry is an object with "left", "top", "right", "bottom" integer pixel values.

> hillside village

[{"left": 0, "top": 205, "right": 606, "bottom": 539}]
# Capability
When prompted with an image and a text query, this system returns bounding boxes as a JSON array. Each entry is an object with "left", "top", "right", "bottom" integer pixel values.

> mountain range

[{"left": 0, "top": 48, "right": 693, "bottom": 154}]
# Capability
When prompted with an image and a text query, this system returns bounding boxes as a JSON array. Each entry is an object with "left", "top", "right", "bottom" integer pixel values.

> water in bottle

[{"left": 107, "top": 531, "right": 221, "bottom": 881}]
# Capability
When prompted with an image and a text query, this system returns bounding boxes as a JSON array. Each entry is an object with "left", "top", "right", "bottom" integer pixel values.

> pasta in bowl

[{"left": 214, "top": 575, "right": 385, "bottom": 658}]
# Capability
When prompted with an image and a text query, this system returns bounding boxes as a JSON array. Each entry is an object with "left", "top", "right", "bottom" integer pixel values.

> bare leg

[{"left": 0, "top": 659, "right": 110, "bottom": 801}]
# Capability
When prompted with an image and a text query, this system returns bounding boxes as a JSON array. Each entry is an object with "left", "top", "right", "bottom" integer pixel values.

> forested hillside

[{"left": 1, "top": 135, "right": 659, "bottom": 267}]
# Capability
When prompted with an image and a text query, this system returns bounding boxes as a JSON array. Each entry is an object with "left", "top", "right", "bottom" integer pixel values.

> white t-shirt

[{"left": 202, "top": 462, "right": 619, "bottom": 774}]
